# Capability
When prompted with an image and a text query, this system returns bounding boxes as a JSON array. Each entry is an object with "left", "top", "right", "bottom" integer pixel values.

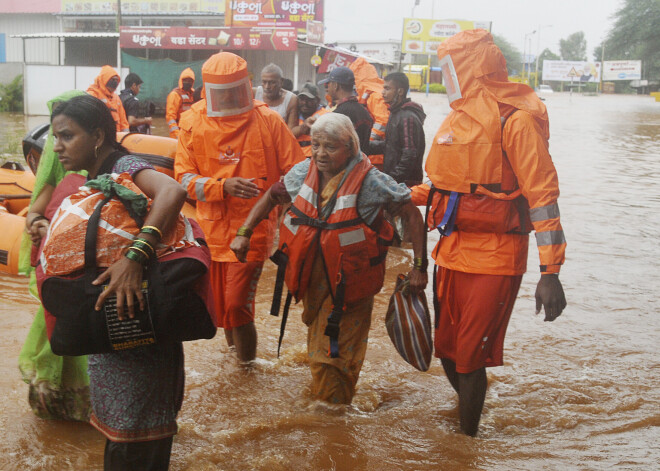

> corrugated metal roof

[
  {"left": 10, "top": 32, "right": 119, "bottom": 39},
  {"left": 297, "top": 40, "right": 394, "bottom": 66}
]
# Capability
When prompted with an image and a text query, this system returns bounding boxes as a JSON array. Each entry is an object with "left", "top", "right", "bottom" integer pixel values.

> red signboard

[
  {"left": 120, "top": 26, "right": 297, "bottom": 51},
  {"left": 318, "top": 49, "right": 355, "bottom": 74},
  {"left": 226, "top": 0, "right": 324, "bottom": 33}
]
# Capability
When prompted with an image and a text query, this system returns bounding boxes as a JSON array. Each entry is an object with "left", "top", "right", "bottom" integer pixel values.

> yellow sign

[
  {"left": 567, "top": 67, "right": 580, "bottom": 77},
  {"left": 310, "top": 55, "right": 322, "bottom": 67},
  {"left": 401, "top": 18, "right": 492, "bottom": 55}
]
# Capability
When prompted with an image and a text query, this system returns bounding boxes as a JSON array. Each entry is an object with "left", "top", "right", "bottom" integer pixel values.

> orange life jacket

[
  {"left": 278, "top": 155, "right": 393, "bottom": 304},
  {"left": 425, "top": 112, "right": 532, "bottom": 236},
  {"left": 87, "top": 66, "right": 129, "bottom": 132},
  {"left": 296, "top": 107, "right": 328, "bottom": 157}
]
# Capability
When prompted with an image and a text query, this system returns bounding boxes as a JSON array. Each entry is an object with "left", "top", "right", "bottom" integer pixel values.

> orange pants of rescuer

[
  {"left": 434, "top": 267, "right": 522, "bottom": 373},
  {"left": 209, "top": 261, "right": 263, "bottom": 329}
]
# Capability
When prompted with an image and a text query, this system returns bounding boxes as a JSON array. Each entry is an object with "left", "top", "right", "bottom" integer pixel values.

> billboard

[
  {"left": 120, "top": 26, "right": 297, "bottom": 51},
  {"left": 225, "top": 0, "right": 324, "bottom": 33},
  {"left": 602, "top": 60, "right": 642, "bottom": 81},
  {"left": 318, "top": 49, "right": 354, "bottom": 74},
  {"left": 401, "top": 18, "right": 492, "bottom": 55},
  {"left": 542, "top": 60, "right": 601, "bottom": 82}
]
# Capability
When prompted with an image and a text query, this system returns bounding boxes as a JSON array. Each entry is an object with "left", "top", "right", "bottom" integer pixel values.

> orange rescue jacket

[
  {"left": 296, "top": 107, "right": 328, "bottom": 158},
  {"left": 86, "top": 66, "right": 129, "bottom": 133},
  {"left": 423, "top": 29, "right": 565, "bottom": 275},
  {"left": 350, "top": 58, "right": 389, "bottom": 166},
  {"left": 175, "top": 101, "right": 304, "bottom": 262},
  {"left": 166, "top": 68, "right": 196, "bottom": 139},
  {"left": 279, "top": 155, "right": 393, "bottom": 304}
]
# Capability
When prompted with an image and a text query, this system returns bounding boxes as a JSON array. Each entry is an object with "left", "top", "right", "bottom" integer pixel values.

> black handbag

[{"left": 38, "top": 193, "right": 217, "bottom": 356}]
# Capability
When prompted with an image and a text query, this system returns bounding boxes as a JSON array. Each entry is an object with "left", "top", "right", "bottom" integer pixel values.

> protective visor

[
  {"left": 437, "top": 54, "right": 462, "bottom": 104},
  {"left": 205, "top": 77, "right": 253, "bottom": 117}
]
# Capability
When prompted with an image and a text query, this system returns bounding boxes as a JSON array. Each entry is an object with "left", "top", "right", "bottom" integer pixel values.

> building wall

[{"left": 0, "top": 14, "right": 61, "bottom": 64}]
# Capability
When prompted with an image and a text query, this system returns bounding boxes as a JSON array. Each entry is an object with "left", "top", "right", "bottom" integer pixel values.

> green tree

[
  {"left": 0, "top": 75, "right": 23, "bottom": 112},
  {"left": 493, "top": 34, "right": 522, "bottom": 75},
  {"left": 559, "top": 31, "right": 587, "bottom": 61},
  {"left": 604, "top": 0, "right": 660, "bottom": 79}
]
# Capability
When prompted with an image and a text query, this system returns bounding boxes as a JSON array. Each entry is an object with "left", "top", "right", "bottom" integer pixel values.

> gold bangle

[
  {"left": 128, "top": 246, "right": 150, "bottom": 261},
  {"left": 133, "top": 238, "right": 155, "bottom": 255},
  {"left": 236, "top": 226, "right": 253, "bottom": 238},
  {"left": 140, "top": 225, "right": 163, "bottom": 239}
]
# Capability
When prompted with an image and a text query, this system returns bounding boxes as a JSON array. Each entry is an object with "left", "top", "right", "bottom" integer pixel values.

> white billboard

[
  {"left": 602, "top": 60, "right": 642, "bottom": 81},
  {"left": 542, "top": 60, "right": 601, "bottom": 82}
]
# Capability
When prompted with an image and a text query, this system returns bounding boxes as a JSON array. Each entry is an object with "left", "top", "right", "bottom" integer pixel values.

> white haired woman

[{"left": 231, "top": 113, "right": 427, "bottom": 404}]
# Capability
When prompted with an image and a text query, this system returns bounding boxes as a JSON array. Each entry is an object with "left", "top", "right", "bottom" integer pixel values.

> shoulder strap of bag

[{"left": 84, "top": 194, "right": 113, "bottom": 291}]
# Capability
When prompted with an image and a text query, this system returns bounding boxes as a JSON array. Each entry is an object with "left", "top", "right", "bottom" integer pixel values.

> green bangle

[
  {"left": 413, "top": 257, "right": 428, "bottom": 271},
  {"left": 140, "top": 225, "right": 163, "bottom": 240},
  {"left": 132, "top": 238, "right": 155, "bottom": 255},
  {"left": 236, "top": 226, "right": 253, "bottom": 238},
  {"left": 125, "top": 248, "right": 148, "bottom": 265}
]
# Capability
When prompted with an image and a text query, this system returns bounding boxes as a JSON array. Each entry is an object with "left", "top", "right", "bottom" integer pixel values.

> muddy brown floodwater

[{"left": 0, "top": 92, "right": 659, "bottom": 470}]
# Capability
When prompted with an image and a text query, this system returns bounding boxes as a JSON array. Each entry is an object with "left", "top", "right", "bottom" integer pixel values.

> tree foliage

[
  {"left": 0, "top": 75, "right": 23, "bottom": 112},
  {"left": 492, "top": 34, "right": 522, "bottom": 75},
  {"left": 604, "top": 0, "right": 660, "bottom": 79},
  {"left": 560, "top": 31, "right": 587, "bottom": 61}
]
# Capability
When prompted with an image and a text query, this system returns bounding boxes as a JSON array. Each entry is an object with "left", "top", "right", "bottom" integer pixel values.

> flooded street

[{"left": 0, "top": 91, "right": 659, "bottom": 470}]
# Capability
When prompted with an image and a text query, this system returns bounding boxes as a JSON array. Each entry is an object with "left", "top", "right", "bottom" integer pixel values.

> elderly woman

[{"left": 231, "top": 113, "right": 427, "bottom": 404}]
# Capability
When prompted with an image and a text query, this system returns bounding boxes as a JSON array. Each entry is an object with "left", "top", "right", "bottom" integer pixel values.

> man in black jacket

[
  {"left": 319, "top": 67, "right": 374, "bottom": 154},
  {"left": 370, "top": 72, "right": 426, "bottom": 187}
]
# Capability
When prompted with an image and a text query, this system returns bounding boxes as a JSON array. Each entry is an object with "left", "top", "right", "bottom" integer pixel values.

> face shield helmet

[
  {"left": 437, "top": 54, "right": 462, "bottom": 104},
  {"left": 205, "top": 77, "right": 252, "bottom": 117}
]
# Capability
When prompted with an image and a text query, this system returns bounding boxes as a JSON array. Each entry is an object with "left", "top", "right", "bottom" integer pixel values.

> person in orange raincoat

[
  {"left": 349, "top": 57, "right": 390, "bottom": 169},
  {"left": 174, "top": 52, "right": 305, "bottom": 362},
  {"left": 166, "top": 68, "right": 196, "bottom": 139},
  {"left": 416, "top": 29, "right": 567, "bottom": 436},
  {"left": 86, "top": 65, "right": 129, "bottom": 132}
]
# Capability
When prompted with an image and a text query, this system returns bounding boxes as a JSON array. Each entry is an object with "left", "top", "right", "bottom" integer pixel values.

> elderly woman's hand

[
  {"left": 92, "top": 257, "right": 145, "bottom": 320},
  {"left": 28, "top": 219, "right": 49, "bottom": 246},
  {"left": 408, "top": 267, "right": 428, "bottom": 295},
  {"left": 230, "top": 236, "right": 251, "bottom": 262}
]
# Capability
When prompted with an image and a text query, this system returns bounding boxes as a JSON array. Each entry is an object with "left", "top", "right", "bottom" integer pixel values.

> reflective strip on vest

[
  {"left": 334, "top": 194, "right": 358, "bottom": 212},
  {"left": 195, "top": 177, "right": 210, "bottom": 202},
  {"left": 167, "top": 119, "right": 177, "bottom": 125},
  {"left": 362, "top": 92, "right": 370, "bottom": 100},
  {"left": 283, "top": 213, "right": 298, "bottom": 235},
  {"left": 535, "top": 230, "right": 566, "bottom": 246},
  {"left": 181, "top": 173, "right": 196, "bottom": 189},
  {"left": 298, "top": 183, "right": 318, "bottom": 208},
  {"left": 372, "top": 122, "right": 386, "bottom": 132},
  {"left": 530, "top": 203, "right": 560, "bottom": 222},
  {"left": 171, "top": 126, "right": 180, "bottom": 131},
  {"left": 370, "top": 131, "right": 382, "bottom": 141}
]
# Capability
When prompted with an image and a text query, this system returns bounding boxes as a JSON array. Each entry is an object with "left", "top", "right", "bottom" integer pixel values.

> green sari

[{"left": 17, "top": 90, "right": 91, "bottom": 421}]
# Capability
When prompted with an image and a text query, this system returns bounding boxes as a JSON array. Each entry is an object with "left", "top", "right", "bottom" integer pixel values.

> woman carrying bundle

[{"left": 28, "top": 94, "right": 188, "bottom": 470}]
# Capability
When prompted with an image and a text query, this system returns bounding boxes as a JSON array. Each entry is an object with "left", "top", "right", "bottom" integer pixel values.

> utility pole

[
  {"left": 116, "top": 0, "right": 122, "bottom": 71},
  {"left": 534, "top": 25, "right": 552, "bottom": 90}
]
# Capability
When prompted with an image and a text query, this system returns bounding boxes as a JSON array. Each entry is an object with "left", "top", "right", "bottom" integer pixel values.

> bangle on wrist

[
  {"left": 236, "top": 226, "right": 253, "bottom": 238},
  {"left": 413, "top": 257, "right": 428, "bottom": 271},
  {"left": 133, "top": 238, "right": 155, "bottom": 256},
  {"left": 140, "top": 225, "right": 163, "bottom": 241},
  {"left": 125, "top": 248, "right": 148, "bottom": 265},
  {"left": 29, "top": 215, "right": 48, "bottom": 228}
]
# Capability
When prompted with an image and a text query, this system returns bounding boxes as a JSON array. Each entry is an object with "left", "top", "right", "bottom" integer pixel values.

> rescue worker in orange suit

[
  {"left": 86, "top": 65, "right": 129, "bottom": 133},
  {"left": 166, "top": 68, "right": 196, "bottom": 139},
  {"left": 291, "top": 83, "right": 328, "bottom": 158},
  {"left": 415, "top": 30, "right": 567, "bottom": 436},
  {"left": 349, "top": 58, "right": 390, "bottom": 170},
  {"left": 174, "top": 52, "right": 304, "bottom": 362},
  {"left": 230, "top": 113, "right": 427, "bottom": 404}
]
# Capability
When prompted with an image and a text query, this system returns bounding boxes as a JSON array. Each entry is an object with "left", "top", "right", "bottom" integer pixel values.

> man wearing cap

[
  {"left": 174, "top": 52, "right": 305, "bottom": 363},
  {"left": 291, "top": 82, "right": 328, "bottom": 157},
  {"left": 119, "top": 72, "right": 153, "bottom": 134},
  {"left": 319, "top": 67, "right": 374, "bottom": 154}
]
